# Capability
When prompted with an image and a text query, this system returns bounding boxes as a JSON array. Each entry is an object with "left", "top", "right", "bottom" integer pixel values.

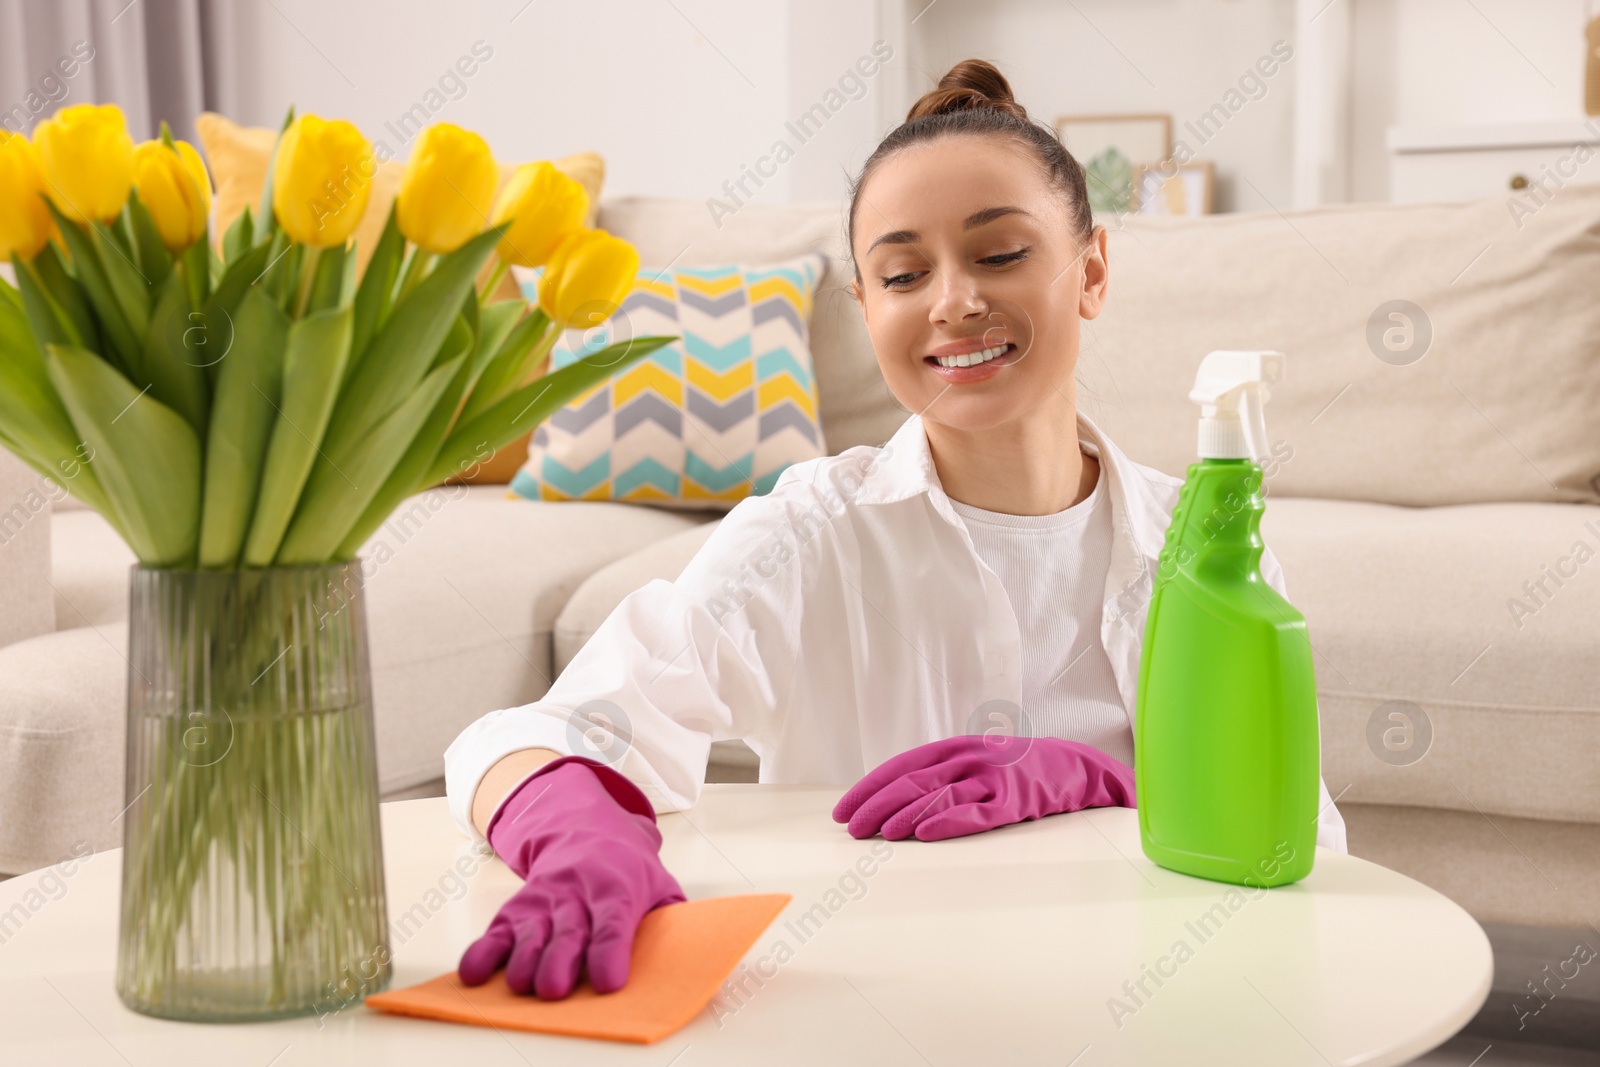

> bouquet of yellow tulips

[
  {"left": 0, "top": 102, "right": 670, "bottom": 569},
  {"left": 2, "top": 102, "right": 674, "bottom": 1023}
]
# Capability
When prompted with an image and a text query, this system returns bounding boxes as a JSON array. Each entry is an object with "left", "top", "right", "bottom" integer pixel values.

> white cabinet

[{"left": 1388, "top": 121, "right": 1600, "bottom": 203}]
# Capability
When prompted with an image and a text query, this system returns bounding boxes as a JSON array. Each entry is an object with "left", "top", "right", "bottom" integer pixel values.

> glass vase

[{"left": 114, "top": 562, "right": 392, "bottom": 1022}]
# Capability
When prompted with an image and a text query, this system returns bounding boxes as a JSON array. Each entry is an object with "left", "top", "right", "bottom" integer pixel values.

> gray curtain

[{"left": 0, "top": 0, "right": 224, "bottom": 142}]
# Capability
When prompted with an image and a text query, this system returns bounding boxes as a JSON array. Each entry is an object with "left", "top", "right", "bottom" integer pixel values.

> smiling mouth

[{"left": 925, "top": 343, "right": 1016, "bottom": 369}]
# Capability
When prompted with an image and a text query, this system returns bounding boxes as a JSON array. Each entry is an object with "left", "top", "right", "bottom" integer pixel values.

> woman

[{"left": 446, "top": 58, "right": 1348, "bottom": 1002}]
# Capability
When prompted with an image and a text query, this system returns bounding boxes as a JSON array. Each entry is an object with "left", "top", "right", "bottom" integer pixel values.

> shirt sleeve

[
  {"left": 443, "top": 479, "right": 816, "bottom": 844},
  {"left": 1259, "top": 544, "right": 1350, "bottom": 855}
]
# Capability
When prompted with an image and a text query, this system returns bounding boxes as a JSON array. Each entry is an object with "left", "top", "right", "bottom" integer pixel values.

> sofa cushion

[
  {"left": 51, "top": 506, "right": 136, "bottom": 629},
  {"left": 0, "top": 449, "right": 55, "bottom": 648},
  {"left": 351, "top": 486, "right": 718, "bottom": 789},
  {"left": 1086, "top": 183, "right": 1600, "bottom": 507},
  {"left": 1263, "top": 497, "right": 1600, "bottom": 825},
  {"left": 0, "top": 622, "right": 128, "bottom": 875},
  {"left": 557, "top": 495, "right": 1600, "bottom": 827},
  {"left": 597, "top": 197, "right": 906, "bottom": 460},
  {"left": 510, "top": 251, "right": 830, "bottom": 509},
  {"left": 554, "top": 519, "right": 723, "bottom": 674},
  {"left": 552, "top": 518, "right": 758, "bottom": 781},
  {"left": 1341, "top": 802, "right": 1600, "bottom": 929}
]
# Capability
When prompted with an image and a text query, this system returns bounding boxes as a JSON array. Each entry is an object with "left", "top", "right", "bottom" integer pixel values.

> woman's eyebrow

[{"left": 865, "top": 205, "right": 1034, "bottom": 255}]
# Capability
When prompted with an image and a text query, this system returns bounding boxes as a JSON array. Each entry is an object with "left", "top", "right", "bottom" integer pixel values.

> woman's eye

[{"left": 878, "top": 248, "right": 1028, "bottom": 289}]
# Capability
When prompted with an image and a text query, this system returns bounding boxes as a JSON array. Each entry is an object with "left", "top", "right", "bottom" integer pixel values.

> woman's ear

[
  {"left": 1078, "top": 224, "right": 1110, "bottom": 321},
  {"left": 849, "top": 275, "right": 869, "bottom": 326}
]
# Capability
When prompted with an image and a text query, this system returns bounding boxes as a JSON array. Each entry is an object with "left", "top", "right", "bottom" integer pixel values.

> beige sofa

[{"left": 3, "top": 188, "right": 1597, "bottom": 955}]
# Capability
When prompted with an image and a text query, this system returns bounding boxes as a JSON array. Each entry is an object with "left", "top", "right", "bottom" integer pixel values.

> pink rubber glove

[
  {"left": 832, "top": 735, "right": 1136, "bottom": 841},
  {"left": 458, "top": 755, "right": 686, "bottom": 999}
]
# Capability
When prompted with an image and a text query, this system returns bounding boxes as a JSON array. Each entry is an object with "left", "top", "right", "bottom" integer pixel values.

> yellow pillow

[{"left": 194, "top": 111, "right": 604, "bottom": 274}]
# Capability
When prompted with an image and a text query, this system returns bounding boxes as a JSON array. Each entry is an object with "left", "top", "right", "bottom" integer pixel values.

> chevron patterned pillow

[{"left": 508, "top": 251, "right": 829, "bottom": 509}]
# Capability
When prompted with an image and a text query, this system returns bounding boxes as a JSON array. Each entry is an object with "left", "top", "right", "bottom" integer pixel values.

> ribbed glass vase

[{"left": 114, "top": 563, "right": 392, "bottom": 1022}]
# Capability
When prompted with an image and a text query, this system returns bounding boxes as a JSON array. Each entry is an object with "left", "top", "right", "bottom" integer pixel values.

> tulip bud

[
  {"left": 132, "top": 139, "right": 212, "bottom": 252},
  {"left": 271, "top": 114, "right": 375, "bottom": 248},
  {"left": 490, "top": 160, "right": 589, "bottom": 268},
  {"left": 538, "top": 227, "right": 640, "bottom": 330},
  {"left": 32, "top": 103, "right": 135, "bottom": 224},
  {"left": 0, "top": 131, "right": 56, "bottom": 260},
  {"left": 396, "top": 123, "right": 497, "bottom": 255}
]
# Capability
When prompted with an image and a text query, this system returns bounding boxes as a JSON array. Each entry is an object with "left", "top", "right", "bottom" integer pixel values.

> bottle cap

[{"left": 1189, "top": 350, "right": 1283, "bottom": 462}]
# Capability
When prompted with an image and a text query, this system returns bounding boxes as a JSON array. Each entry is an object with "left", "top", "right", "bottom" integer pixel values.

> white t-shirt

[{"left": 946, "top": 457, "right": 1135, "bottom": 767}]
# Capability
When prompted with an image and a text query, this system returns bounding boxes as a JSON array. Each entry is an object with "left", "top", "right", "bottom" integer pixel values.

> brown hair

[{"left": 846, "top": 59, "right": 1093, "bottom": 280}]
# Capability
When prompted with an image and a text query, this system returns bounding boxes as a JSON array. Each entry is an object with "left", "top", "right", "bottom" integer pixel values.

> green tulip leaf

[
  {"left": 139, "top": 273, "right": 210, "bottom": 433},
  {"left": 178, "top": 233, "right": 210, "bottom": 307},
  {"left": 12, "top": 257, "right": 83, "bottom": 351},
  {"left": 424, "top": 334, "right": 675, "bottom": 488},
  {"left": 0, "top": 291, "right": 115, "bottom": 520},
  {"left": 468, "top": 299, "right": 526, "bottom": 386},
  {"left": 306, "top": 242, "right": 349, "bottom": 315},
  {"left": 30, "top": 242, "right": 99, "bottom": 351},
  {"left": 126, "top": 191, "right": 174, "bottom": 289},
  {"left": 222, "top": 205, "right": 255, "bottom": 265},
  {"left": 45, "top": 342, "right": 200, "bottom": 566},
  {"left": 198, "top": 287, "right": 290, "bottom": 567},
  {"left": 258, "top": 105, "right": 295, "bottom": 240},
  {"left": 192, "top": 238, "right": 275, "bottom": 389},
  {"left": 347, "top": 203, "right": 405, "bottom": 375},
  {"left": 456, "top": 306, "right": 549, "bottom": 427},
  {"left": 320, "top": 225, "right": 505, "bottom": 464},
  {"left": 41, "top": 200, "right": 141, "bottom": 374},
  {"left": 332, "top": 312, "right": 484, "bottom": 558},
  {"left": 276, "top": 354, "right": 462, "bottom": 565},
  {"left": 241, "top": 304, "right": 355, "bottom": 566},
  {"left": 90, "top": 218, "right": 153, "bottom": 342}
]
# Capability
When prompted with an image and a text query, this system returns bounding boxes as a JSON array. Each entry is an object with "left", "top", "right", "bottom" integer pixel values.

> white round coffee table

[{"left": 0, "top": 786, "right": 1490, "bottom": 1065}]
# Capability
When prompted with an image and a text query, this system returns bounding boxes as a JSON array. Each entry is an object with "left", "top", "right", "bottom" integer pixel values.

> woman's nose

[{"left": 928, "top": 271, "right": 987, "bottom": 325}]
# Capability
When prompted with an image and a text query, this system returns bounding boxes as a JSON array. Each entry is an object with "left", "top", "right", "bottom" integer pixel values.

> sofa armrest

[{"left": 0, "top": 449, "right": 56, "bottom": 649}]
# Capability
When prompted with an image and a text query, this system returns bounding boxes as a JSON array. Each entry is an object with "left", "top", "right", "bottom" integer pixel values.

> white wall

[
  {"left": 912, "top": 0, "right": 1599, "bottom": 207},
  {"left": 907, "top": 0, "right": 1300, "bottom": 212},
  {"left": 1347, "top": 0, "right": 1592, "bottom": 200},
  {"left": 205, "top": 0, "right": 899, "bottom": 210},
  {"left": 202, "top": 0, "right": 1600, "bottom": 212}
]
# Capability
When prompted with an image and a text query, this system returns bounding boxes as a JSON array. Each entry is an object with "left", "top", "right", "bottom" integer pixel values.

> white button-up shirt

[{"left": 445, "top": 408, "right": 1349, "bottom": 854}]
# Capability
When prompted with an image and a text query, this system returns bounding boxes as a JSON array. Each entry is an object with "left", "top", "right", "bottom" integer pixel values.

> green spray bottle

[{"left": 1134, "top": 350, "right": 1319, "bottom": 888}]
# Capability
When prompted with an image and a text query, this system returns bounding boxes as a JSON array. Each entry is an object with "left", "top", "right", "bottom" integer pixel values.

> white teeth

[{"left": 933, "top": 344, "right": 1009, "bottom": 368}]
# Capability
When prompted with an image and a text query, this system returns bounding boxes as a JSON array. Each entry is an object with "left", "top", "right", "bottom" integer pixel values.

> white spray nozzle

[{"left": 1189, "top": 350, "right": 1283, "bottom": 463}]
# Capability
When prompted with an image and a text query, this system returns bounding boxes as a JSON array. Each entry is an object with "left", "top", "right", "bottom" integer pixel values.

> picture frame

[
  {"left": 1054, "top": 113, "right": 1173, "bottom": 216},
  {"left": 1131, "top": 161, "right": 1215, "bottom": 216}
]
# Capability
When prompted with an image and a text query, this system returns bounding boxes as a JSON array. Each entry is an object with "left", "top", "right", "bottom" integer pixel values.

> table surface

[{"left": 0, "top": 787, "right": 1491, "bottom": 1066}]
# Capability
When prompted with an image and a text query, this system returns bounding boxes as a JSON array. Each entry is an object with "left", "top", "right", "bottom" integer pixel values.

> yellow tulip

[
  {"left": 32, "top": 103, "right": 134, "bottom": 224},
  {"left": 396, "top": 123, "right": 497, "bottom": 255},
  {"left": 0, "top": 131, "right": 56, "bottom": 260},
  {"left": 491, "top": 160, "right": 589, "bottom": 268},
  {"left": 132, "top": 139, "right": 212, "bottom": 251},
  {"left": 538, "top": 227, "right": 639, "bottom": 330},
  {"left": 272, "top": 114, "right": 374, "bottom": 248}
]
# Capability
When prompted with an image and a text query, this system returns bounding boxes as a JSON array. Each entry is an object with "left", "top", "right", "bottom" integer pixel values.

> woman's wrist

[
  {"left": 472, "top": 746, "right": 564, "bottom": 839},
  {"left": 485, "top": 755, "right": 660, "bottom": 848}
]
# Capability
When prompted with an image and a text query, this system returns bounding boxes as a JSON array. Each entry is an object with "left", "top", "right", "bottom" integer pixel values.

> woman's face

[{"left": 848, "top": 134, "right": 1108, "bottom": 433}]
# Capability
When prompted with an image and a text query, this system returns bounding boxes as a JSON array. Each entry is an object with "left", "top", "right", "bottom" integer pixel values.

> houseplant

[{"left": 0, "top": 103, "right": 672, "bottom": 1021}]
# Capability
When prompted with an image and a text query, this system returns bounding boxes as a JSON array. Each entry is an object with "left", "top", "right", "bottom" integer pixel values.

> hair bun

[{"left": 906, "top": 59, "right": 1028, "bottom": 123}]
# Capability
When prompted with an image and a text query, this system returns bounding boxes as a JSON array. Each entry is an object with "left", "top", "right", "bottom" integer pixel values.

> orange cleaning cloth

[{"left": 364, "top": 893, "right": 792, "bottom": 1044}]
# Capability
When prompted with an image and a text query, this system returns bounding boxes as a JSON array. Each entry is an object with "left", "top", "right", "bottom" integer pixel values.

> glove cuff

[{"left": 485, "top": 754, "right": 659, "bottom": 848}]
